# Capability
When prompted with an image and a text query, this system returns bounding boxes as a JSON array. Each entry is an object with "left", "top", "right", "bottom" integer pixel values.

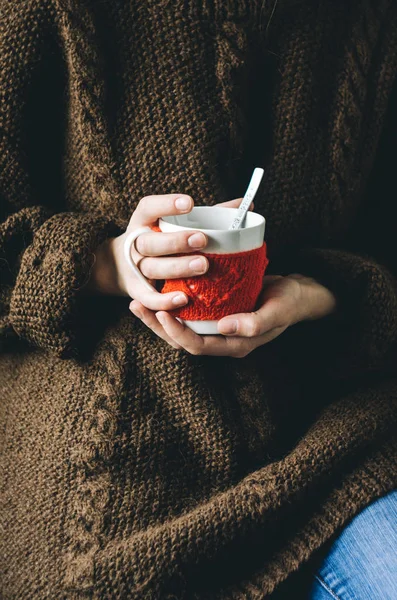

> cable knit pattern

[
  {"left": 1, "top": 1, "right": 397, "bottom": 599},
  {"left": 54, "top": 0, "right": 125, "bottom": 223}
]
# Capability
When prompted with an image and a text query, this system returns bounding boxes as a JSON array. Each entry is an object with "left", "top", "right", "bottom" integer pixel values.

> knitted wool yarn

[
  {"left": 1, "top": 1, "right": 397, "bottom": 599},
  {"left": 149, "top": 223, "right": 269, "bottom": 320},
  {"left": 159, "top": 243, "right": 269, "bottom": 320}
]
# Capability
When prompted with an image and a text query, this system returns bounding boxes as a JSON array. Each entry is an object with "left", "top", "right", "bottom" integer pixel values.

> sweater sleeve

[
  {"left": 274, "top": 77, "right": 397, "bottom": 383},
  {"left": 0, "top": 1, "right": 121, "bottom": 359},
  {"left": 1, "top": 209, "right": 120, "bottom": 359}
]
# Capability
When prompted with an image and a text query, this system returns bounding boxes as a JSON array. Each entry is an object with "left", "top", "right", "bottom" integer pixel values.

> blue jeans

[{"left": 308, "top": 489, "right": 397, "bottom": 599}]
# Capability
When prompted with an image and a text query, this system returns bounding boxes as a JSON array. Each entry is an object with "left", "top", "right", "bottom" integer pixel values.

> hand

[
  {"left": 129, "top": 273, "right": 337, "bottom": 355},
  {"left": 83, "top": 194, "right": 251, "bottom": 312}
]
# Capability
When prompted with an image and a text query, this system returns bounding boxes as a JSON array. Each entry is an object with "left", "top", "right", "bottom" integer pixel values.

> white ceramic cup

[{"left": 124, "top": 206, "right": 266, "bottom": 334}]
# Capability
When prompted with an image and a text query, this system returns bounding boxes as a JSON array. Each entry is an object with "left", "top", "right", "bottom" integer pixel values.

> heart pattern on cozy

[{"left": 149, "top": 224, "right": 269, "bottom": 321}]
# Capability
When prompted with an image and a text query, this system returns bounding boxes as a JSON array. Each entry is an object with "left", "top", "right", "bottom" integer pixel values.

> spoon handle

[{"left": 229, "top": 168, "right": 264, "bottom": 230}]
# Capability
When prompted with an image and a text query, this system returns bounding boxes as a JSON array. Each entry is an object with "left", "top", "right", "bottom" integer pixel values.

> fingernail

[
  {"left": 156, "top": 312, "right": 166, "bottom": 325},
  {"left": 218, "top": 320, "right": 238, "bottom": 334},
  {"left": 172, "top": 293, "right": 188, "bottom": 305},
  {"left": 188, "top": 233, "right": 206, "bottom": 248},
  {"left": 175, "top": 196, "right": 191, "bottom": 211},
  {"left": 189, "top": 258, "right": 207, "bottom": 273}
]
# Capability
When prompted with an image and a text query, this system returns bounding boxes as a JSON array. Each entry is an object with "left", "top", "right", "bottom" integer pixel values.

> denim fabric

[{"left": 308, "top": 489, "right": 397, "bottom": 599}]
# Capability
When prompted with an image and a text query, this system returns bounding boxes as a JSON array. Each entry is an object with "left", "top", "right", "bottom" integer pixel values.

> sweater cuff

[
  {"left": 276, "top": 247, "right": 397, "bottom": 380},
  {"left": 8, "top": 211, "right": 121, "bottom": 359}
]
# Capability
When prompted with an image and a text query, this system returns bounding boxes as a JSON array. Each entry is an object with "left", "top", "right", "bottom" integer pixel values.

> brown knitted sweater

[{"left": 1, "top": 0, "right": 397, "bottom": 598}]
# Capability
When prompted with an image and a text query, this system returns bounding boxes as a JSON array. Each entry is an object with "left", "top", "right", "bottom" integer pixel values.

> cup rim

[{"left": 159, "top": 206, "right": 266, "bottom": 233}]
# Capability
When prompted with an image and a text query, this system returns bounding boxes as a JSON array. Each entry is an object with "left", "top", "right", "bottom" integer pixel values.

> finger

[
  {"left": 261, "top": 275, "right": 284, "bottom": 287},
  {"left": 131, "top": 279, "right": 189, "bottom": 311},
  {"left": 129, "top": 194, "right": 193, "bottom": 228},
  {"left": 155, "top": 311, "right": 255, "bottom": 357},
  {"left": 217, "top": 299, "right": 282, "bottom": 337},
  {"left": 135, "top": 230, "right": 208, "bottom": 256},
  {"left": 214, "top": 197, "right": 254, "bottom": 211},
  {"left": 129, "top": 301, "right": 182, "bottom": 349},
  {"left": 235, "top": 324, "right": 289, "bottom": 352},
  {"left": 139, "top": 254, "right": 209, "bottom": 280}
]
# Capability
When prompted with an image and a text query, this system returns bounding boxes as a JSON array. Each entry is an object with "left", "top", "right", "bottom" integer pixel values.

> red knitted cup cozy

[{"left": 150, "top": 224, "right": 269, "bottom": 320}]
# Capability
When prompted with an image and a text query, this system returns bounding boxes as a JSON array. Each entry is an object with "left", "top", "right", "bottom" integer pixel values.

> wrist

[
  {"left": 83, "top": 237, "right": 124, "bottom": 296},
  {"left": 287, "top": 273, "right": 338, "bottom": 322},
  {"left": 108, "top": 234, "right": 131, "bottom": 296}
]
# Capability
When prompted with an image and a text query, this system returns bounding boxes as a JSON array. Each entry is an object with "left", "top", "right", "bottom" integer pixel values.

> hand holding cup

[{"left": 83, "top": 194, "right": 254, "bottom": 314}]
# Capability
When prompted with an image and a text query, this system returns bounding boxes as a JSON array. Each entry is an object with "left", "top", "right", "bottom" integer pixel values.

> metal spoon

[{"left": 229, "top": 167, "right": 264, "bottom": 230}]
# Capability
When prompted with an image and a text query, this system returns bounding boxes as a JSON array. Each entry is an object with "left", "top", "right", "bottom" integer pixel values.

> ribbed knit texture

[{"left": 1, "top": 1, "right": 397, "bottom": 599}]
